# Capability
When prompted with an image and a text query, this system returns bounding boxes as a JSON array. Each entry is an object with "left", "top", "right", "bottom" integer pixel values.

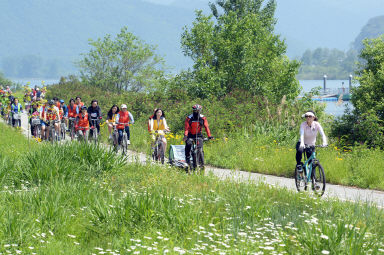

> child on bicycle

[
  {"left": 115, "top": 104, "right": 134, "bottom": 145},
  {"left": 296, "top": 111, "right": 327, "bottom": 171}
]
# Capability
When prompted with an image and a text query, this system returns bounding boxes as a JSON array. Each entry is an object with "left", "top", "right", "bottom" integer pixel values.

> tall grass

[{"left": 0, "top": 124, "right": 384, "bottom": 254}]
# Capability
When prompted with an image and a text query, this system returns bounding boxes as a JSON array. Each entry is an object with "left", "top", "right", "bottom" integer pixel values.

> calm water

[{"left": 299, "top": 80, "right": 357, "bottom": 117}]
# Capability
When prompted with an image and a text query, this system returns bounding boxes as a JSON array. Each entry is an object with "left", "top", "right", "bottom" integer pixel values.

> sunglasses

[{"left": 305, "top": 115, "right": 314, "bottom": 118}]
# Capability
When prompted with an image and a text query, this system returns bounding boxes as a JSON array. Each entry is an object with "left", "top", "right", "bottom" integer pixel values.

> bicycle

[
  {"left": 186, "top": 136, "right": 209, "bottom": 173},
  {"left": 47, "top": 120, "right": 58, "bottom": 144},
  {"left": 151, "top": 130, "right": 167, "bottom": 164},
  {"left": 68, "top": 117, "right": 76, "bottom": 140},
  {"left": 90, "top": 119, "right": 99, "bottom": 145},
  {"left": 77, "top": 126, "right": 89, "bottom": 143},
  {"left": 116, "top": 122, "right": 130, "bottom": 155},
  {"left": 60, "top": 121, "right": 66, "bottom": 140},
  {"left": 12, "top": 112, "right": 21, "bottom": 127},
  {"left": 31, "top": 117, "right": 41, "bottom": 138},
  {"left": 294, "top": 145, "right": 327, "bottom": 196}
]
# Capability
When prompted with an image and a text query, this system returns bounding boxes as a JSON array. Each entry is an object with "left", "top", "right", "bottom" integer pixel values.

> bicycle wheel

[
  {"left": 113, "top": 131, "right": 119, "bottom": 152},
  {"left": 61, "top": 125, "right": 66, "bottom": 140},
  {"left": 197, "top": 148, "right": 204, "bottom": 170},
  {"left": 158, "top": 142, "right": 164, "bottom": 164},
  {"left": 294, "top": 166, "right": 306, "bottom": 192},
  {"left": 312, "top": 163, "right": 326, "bottom": 196},
  {"left": 70, "top": 125, "right": 75, "bottom": 140},
  {"left": 122, "top": 133, "right": 127, "bottom": 155},
  {"left": 93, "top": 129, "right": 98, "bottom": 144}
]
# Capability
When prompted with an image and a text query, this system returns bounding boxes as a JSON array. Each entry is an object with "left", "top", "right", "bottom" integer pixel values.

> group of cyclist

[{"left": 2, "top": 84, "right": 328, "bottom": 172}]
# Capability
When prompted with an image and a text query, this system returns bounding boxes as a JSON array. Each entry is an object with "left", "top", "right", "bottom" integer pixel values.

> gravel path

[{"left": 13, "top": 112, "right": 384, "bottom": 209}]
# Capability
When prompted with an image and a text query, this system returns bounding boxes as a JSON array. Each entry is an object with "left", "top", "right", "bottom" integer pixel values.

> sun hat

[
  {"left": 121, "top": 104, "right": 127, "bottom": 109},
  {"left": 302, "top": 111, "right": 315, "bottom": 118}
]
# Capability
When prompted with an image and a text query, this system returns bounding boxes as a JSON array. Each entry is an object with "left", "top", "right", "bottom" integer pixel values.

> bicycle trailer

[{"left": 169, "top": 145, "right": 189, "bottom": 168}]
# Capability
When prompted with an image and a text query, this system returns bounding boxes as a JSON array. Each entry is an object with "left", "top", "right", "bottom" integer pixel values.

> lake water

[
  {"left": 299, "top": 80, "right": 357, "bottom": 117},
  {"left": 11, "top": 78, "right": 354, "bottom": 117}
]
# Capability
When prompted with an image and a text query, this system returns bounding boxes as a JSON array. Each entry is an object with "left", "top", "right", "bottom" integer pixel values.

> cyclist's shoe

[
  {"left": 314, "top": 182, "right": 321, "bottom": 190},
  {"left": 296, "top": 164, "right": 303, "bottom": 173},
  {"left": 127, "top": 140, "right": 131, "bottom": 145},
  {"left": 109, "top": 135, "right": 112, "bottom": 140}
]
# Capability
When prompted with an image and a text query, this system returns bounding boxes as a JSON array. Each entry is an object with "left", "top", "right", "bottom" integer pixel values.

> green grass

[
  {"left": 124, "top": 121, "right": 384, "bottom": 191},
  {"left": 0, "top": 123, "right": 384, "bottom": 254}
]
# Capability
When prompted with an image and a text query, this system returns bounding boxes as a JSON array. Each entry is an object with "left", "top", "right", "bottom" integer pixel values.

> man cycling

[
  {"left": 183, "top": 104, "right": 213, "bottom": 169},
  {"left": 43, "top": 100, "right": 60, "bottom": 140},
  {"left": 87, "top": 100, "right": 102, "bottom": 138},
  {"left": 115, "top": 104, "right": 134, "bottom": 146}
]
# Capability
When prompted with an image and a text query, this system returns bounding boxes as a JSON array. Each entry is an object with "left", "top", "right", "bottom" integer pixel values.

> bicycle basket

[{"left": 31, "top": 119, "right": 41, "bottom": 125}]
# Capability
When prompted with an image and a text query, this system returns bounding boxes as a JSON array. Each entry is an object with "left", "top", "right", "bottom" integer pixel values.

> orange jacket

[
  {"left": 68, "top": 104, "right": 78, "bottom": 118},
  {"left": 77, "top": 113, "right": 89, "bottom": 128},
  {"left": 116, "top": 111, "right": 130, "bottom": 130}
]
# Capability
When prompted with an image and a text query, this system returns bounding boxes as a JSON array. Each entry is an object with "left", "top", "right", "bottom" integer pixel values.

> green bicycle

[{"left": 295, "top": 145, "right": 326, "bottom": 196}]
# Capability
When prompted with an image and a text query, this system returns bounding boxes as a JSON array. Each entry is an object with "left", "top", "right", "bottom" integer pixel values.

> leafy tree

[
  {"left": 181, "top": 0, "right": 300, "bottom": 102},
  {"left": 78, "top": 27, "right": 165, "bottom": 92},
  {"left": 352, "top": 35, "right": 384, "bottom": 119}
]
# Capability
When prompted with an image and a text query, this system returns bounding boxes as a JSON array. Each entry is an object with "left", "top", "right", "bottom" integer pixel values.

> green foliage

[
  {"left": 181, "top": 0, "right": 300, "bottom": 102},
  {"left": 77, "top": 27, "right": 165, "bottom": 92},
  {"left": 353, "top": 35, "right": 384, "bottom": 118},
  {"left": 297, "top": 48, "right": 358, "bottom": 80},
  {"left": 331, "top": 35, "right": 384, "bottom": 148}
]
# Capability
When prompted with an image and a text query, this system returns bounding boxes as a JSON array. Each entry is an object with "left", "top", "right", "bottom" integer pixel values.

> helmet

[
  {"left": 192, "top": 104, "right": 202, "bottom": 112},
  {"left": 59, "top": 99, "right": 64, "bottom": 103},
  {"left": 48, "top": 100, "right": 55, "bottom": 105},
  {"left": 81, "top": 106, "right": 87, "bottom": 110}
]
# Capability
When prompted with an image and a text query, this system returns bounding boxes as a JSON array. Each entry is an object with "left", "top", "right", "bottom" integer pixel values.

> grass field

[{"left": 1, "top": 123, "right": 384, "bottom": 254}]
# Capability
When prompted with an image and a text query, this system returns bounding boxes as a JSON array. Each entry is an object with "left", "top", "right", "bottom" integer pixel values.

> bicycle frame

[{"left": 302, "top": 147, "right": 318, "bottom": 183}]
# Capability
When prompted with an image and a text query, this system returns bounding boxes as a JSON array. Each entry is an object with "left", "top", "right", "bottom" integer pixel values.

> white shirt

[{"left": 300, "top": 121, "right": 327, "bottom": 146}]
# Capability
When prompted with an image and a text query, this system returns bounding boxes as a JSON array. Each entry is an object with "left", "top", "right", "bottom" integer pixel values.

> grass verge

[{"left": 1, "top": 123, "right": 384, "bottom": 254}]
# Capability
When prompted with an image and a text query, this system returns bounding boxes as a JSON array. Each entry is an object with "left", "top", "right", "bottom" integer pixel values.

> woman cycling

[
  {"left": 106, "top": 104, "right": 119, "bottom": 139},
  {"left": 149, "top": 108, "right": 170, "bottom": 154},
  {"left": 296, "top": 111, "right": 327, "bottom": 171}
]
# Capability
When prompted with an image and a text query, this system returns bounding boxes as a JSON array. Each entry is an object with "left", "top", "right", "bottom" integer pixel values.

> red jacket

[{"left": 184, "top": 114, "right": 212, "bottom": 137}]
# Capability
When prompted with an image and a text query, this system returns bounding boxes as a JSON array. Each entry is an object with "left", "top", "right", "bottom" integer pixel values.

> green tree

[
  {"left": 78, "top": 27, "right": 165, "bottom": 92},
  {"left": 352, "top": 35, "right": 384, "bottom": 119},
  {"left": 181, "top": 0, "right": 300, "bottom": 101}
]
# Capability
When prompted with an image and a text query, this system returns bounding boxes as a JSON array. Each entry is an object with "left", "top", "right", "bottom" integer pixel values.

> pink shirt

[{"left": 300, "top": 121, "right": 327, "bottom": 146}]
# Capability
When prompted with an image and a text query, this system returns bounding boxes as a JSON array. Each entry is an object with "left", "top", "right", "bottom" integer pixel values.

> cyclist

[
  {"left": 106, "top": 104, "right": 119, "bottom": 139},
  {"left": 29, "top": 101, "right": 40, "bottom": 136},
  {"left": 295, "top": 111, "right": 327, "bottom": 172},
  {"left": 183, "top": 104, "right": 213, "bottom": 168},
  {"left": 43, "top": 100, "right": 60, "bottom": 140},
  {"left": 149, "top": 108, "right": 170, "bottom": 154},
  {"left": 67, "top": 98, "right": 78, "bottom": 132},
  {"left": 11, "top": 98, "right": 23, "bottom": 127},
  {"left": 59, "top": 99, "right": 68, "bottom": 129},
  {"left": 87, "top": 100, "right": 102, "bottom": 138},
  {"left": 75, "top": 106, "right": 89, "bottom": 142},
  {"left": 115, "top": 104, "right": 134, "bottom": 145}
]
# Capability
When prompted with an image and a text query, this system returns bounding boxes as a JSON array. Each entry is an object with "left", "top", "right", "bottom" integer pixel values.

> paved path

[{"left": 11, "top": 113, "right": 384, "bottom": 209}]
